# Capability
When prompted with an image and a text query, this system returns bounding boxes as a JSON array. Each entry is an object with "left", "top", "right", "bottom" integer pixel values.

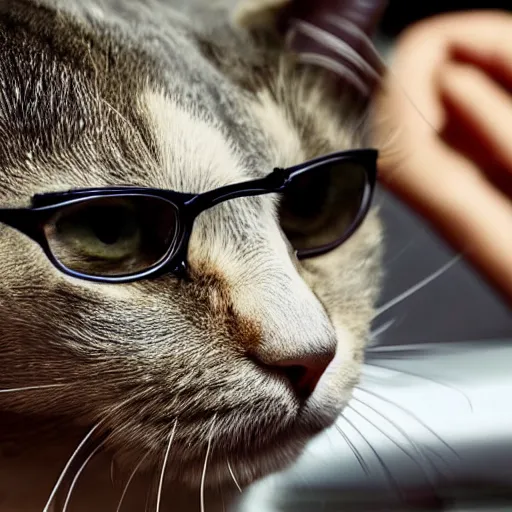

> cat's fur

[{"left": 0, "top": 0, "right": 383, "bottom": 510}]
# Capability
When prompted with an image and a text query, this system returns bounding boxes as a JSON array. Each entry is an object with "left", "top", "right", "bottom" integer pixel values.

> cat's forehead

[
  {"left": 141, "top": 89, "right": 270, "bottom": 193},
  {"left": 0, "top": 0, "right": 279, "bottom": 202}
]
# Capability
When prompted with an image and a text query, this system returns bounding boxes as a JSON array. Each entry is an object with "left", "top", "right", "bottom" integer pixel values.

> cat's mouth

[{"left": 101, "top": 345, "right": 358, "bottom": 488}]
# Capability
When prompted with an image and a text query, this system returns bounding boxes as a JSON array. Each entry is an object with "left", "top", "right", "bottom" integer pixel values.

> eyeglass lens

[
  {"left": 278, "top": 158, "right": 368, "bottom": 252},
  {"left": 44, "top": 195, "right": 180, "bottom": 278}
]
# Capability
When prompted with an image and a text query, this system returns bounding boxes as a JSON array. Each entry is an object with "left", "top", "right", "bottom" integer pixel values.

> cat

[{"left": 0, "top": 0, "right": 384, "bottom": 510}]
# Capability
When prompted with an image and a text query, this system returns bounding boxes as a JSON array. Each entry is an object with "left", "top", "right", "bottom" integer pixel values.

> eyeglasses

[{"left": 0, "top": 149, "right": 377, "bottom": 284}]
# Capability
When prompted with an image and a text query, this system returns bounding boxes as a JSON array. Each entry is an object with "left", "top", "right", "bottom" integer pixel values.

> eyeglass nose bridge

[{"left": 158, "top": 172, "right": 288, "bottom": 281}]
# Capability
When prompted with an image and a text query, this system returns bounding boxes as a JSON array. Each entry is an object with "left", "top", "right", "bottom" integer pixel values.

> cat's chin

[
  {"left": 136, "top": 403, "right": 345, "bottom": 490},
  {"left": 178, "top": 437, "right": 308, "bottom": 489},
  {"left": 180, "top": 407, "right": 348, "bottom": 489},
  {"left": 163, "top": 425, "right": 322, "bottom": 490},
  {"left": 209, "top": 405, "right": 348, "bottom": 488}
]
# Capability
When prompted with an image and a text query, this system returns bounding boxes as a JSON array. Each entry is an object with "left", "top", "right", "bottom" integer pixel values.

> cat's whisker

[
  {"left": 333, "top": 423, "right": 370, "bottom": 476},
  {"left": 347, "top": 404, "right": 411, "bottom": 456},
  {"left": 383, "top": 238, "right": 417, "bottom": 267},
  {"left": 374, "top": 120, "right": 413, "bottom": 165},
  {"left": 97, "top": 93, "right": 156, "bottom": 169},
  {"left": 374, "top": 255, "right": 461, "bottom": 318},
  {"left": 62, "top": 443, "right": 103, "bottom": 512},
  {"left": 292, "top": 21, "right": 381, "bottom": 82},
  {"left": 352, "top": 104, "right": 374, "bottom": 139},
  {"left": 99, "top": 97, "right": 133, "bottom": 133},
  {"left": 347, "top": 401, "right": 439, "bottom": 484},
  {"left": 369, "top": 318, "right": 396, "bottom": 343},
  {"left": 200, "top": 416, "right": 217, "bottom": 512},
  {"left": 226, "top": 460, "right": 242, "bottom": 493},
  {"left": 219, "top": 485, "right": 226, "bottom": 512},
  {"left": 42, "top": 423, "right": 100, "bottom": 512},
  {"left": 354, "top": 386, "right": 459, "bottom": 460},
  {"left": 145, "top": 483, "right": 151, "bottom": 512},
  {"left": 50, "top": 391, "right": 148, "bottom": 511},
  {"left": 349, "top": 398, "right": 428, "bottom": 461},
  {"left": 340, "top": 413, "right": 405, "bottom": 501},
  {"left": 364, "top": 362, "right": 474, "bottom": 412},
  {"left": 351, "top": 395, "right": 452, "bottom": 471},
  {"left": 155, "top": 419, "right": 178, "bottom": 512},
  {"left": 0, "top": 383, "right": 68, "bottom": 394},
  {"left": 110, "top": 459, "right": 117, "bottom": 486},
  {"left": 116, "top": 453, "right": 150, "bottom": 512},
  {"left": 297, "top": 53, "right": 370, "bottom": 96}
]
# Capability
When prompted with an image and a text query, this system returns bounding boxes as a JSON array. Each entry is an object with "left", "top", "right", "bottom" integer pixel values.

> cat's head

[{"left": 0, "top": 0, "right": 383, "bottom": 487}]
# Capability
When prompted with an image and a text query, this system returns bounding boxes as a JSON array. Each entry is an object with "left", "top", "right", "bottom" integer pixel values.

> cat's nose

[
  {"left": 261, "top": 351, "right": 335, "bottom": 401},
  {"left": 276, "top": 353, "right": 334, "bottom": 400}
]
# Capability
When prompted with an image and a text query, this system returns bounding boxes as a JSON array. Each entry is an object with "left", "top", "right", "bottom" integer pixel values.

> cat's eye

[
  {"left": 44, "top": 196, "right": 180, "bottom": 278},
  {"left": 279, "top": 158, "right": 369, "bottom": 256}
]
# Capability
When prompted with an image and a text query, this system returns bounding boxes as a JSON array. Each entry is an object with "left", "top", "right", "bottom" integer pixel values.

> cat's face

[{"left": 0, "top": 0, "right": 382, "bottom": 488}]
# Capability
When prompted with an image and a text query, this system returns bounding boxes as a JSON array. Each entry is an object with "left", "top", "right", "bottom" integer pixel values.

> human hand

[{"left": 373, "top": 10, "right": 512, "bottom": 303}]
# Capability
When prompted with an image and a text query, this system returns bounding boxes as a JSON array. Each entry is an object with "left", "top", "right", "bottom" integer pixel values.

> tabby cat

[{"left": 0, "top": 0, "right": 384, "bottom": 510}]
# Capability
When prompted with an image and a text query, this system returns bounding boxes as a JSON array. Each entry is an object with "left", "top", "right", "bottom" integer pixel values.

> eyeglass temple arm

[{"left": 0, "top": 207, "right": 42, "bottom": 240}]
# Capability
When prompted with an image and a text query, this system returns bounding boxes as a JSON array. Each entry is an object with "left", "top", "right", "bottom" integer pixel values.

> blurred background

[
  {"left": 379, "top": 1, "right": 512, "bottom": 38},
  {"left": 370, "top": 1, "right": 512, "bottom": 346}
]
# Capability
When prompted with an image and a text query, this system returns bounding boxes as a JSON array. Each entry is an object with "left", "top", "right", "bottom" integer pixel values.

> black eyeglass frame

[{"left": 0, "top": 149, "right": 377, "bottom": 284}]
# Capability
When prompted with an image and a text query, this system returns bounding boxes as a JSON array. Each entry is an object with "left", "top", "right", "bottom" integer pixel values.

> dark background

[
  {"left": 371, "top": 3, "right": 512, "bottom": 346},
  {"left": 380, "top": 1, "right": 512, "bottom": 37}
]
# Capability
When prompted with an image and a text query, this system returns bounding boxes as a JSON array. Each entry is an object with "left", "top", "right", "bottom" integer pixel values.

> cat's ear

[
  {"left": 232, "top": 0, "right": 387, "bottom": 39},
  {"left": 232, "top": 0, "right": 291, "bottom": 30},
  {"left": 232, "top": 0, "right": 388, "bottom": 94}
]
